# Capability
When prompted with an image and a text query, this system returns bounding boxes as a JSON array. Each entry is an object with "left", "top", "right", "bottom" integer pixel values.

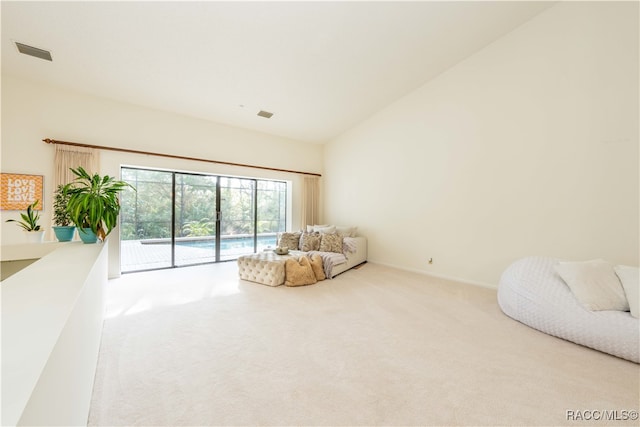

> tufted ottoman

[{"left": 237, "top": 251, "right": 299, "bottom": 286}]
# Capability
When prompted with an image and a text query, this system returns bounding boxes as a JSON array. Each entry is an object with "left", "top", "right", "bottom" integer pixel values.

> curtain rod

[{"left": 43, "top": 138, "right": 322, "bottom": 177}]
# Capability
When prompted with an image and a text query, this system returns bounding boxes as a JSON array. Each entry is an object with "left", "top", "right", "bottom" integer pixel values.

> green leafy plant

[
  {"left": 63, "top": 167, "right": 135, "bottom": 241},
  {"left": 6, "top": 200, "right": 42, "bottom": 231},
  {"left": 182, "top": 218, "right": 215, "bottom": 237},
  {"left": 53, "top": 184, "right": 73, "bottom": 226}
]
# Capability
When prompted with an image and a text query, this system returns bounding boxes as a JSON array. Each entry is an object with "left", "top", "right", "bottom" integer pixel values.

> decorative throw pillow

[
  {"left": 555, "top": 259, "right": 629, "bottom": 311},
  {"left": 278, "top": 232, "right": 301, "bottom": 251},
  {"left": 615, "top": 265, "right": 639, "bottom": 318},
  {"left": 306, "top": 224, "right": 329, "bottom": 233},
  {"left": 319, "top": 233, "right": 344, "bottom": 253},
  {"left": 336, "top": 225, "right": 357, "bottom": 237},
  {"left": 299, "top": 232, "right": 321, "bottom": 252},
  {"left": 309, "top": 254, "right": 325, "bottom": 281},
  {"left": 315, "top": 225, "right": 336, "bottom": 234},
  {"left": 284, "top": 256, "right": 317, "bottom": 287}
]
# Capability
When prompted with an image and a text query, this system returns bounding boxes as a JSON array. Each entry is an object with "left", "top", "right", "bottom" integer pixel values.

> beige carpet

[{"left": 89, "top": 262, "right": 639, "bottom": 426}]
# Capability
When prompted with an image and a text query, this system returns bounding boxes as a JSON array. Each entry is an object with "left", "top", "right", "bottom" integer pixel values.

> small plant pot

[
  {"left": 78, "top": 227, "right": 98, "bottom": 244},
  {"left": 53, "top": 226, "right": 76, "bottom": 242},
  {"left": 25, "top": 230, "right": 45, "bottom": 243}
]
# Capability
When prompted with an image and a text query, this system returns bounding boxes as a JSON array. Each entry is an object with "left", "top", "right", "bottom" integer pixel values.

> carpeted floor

[{"left": 88, "top": 262, "right": 639, "bottom": 426}]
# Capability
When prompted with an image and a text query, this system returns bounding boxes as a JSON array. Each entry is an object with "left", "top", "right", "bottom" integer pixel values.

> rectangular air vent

[
  {"left": 15, "top": 42, "right": 52, "bottom": 61},
  {"left": 257, "top": 110, "right": 273, "bottom": 119}
]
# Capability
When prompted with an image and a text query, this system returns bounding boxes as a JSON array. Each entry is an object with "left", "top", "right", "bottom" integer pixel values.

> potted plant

[
  {"left": 5, "top": 199, "right": 46, "bottom": 243},
  {"left": 52, "top": 184, "right": 76, "bottom": 242},
  {"left": 63, "top": 167, "right": 134, "bottom": 244}
]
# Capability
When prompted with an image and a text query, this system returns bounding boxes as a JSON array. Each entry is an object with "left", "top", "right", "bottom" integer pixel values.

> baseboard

[{"left": 367, "top": 260, "right": 498, "bottom": 290}]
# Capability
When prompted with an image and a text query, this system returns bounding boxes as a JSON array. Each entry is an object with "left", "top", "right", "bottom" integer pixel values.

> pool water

[{"left": 176, "top": 235, "right": 276, "bottom": 251}]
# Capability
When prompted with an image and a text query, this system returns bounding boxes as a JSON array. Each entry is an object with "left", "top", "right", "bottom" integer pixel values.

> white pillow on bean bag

[
  {"left": 615, "top": 265, "right": 639, "bottom": 318},
  {"left": 554, "top": 259, "right": 629, "bottom": 311}
]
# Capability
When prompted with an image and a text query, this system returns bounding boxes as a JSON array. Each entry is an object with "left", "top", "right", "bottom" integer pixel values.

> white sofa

[
  {"left": 237, "top": 233, "right": 367, "bottom": 286},
  {"left": 498, "top": 256, "right": 639, "bottom": 363},
  {"left": 321, "top": 236, "right": 367, "bottom": 278}
]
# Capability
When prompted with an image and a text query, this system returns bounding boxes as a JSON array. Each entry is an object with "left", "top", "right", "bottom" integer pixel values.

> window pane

[
  {"left": 175, "top": 173, "right": 217, "bottom": 266},
  {"left": 257, "top": 180, "right": 286, "bottom": 250},
  {"left": 120, "top": 168, "right": 173, "bottom": 271},
  {"left": 219, "top": 177, "right": 256, "bottom": 260}
]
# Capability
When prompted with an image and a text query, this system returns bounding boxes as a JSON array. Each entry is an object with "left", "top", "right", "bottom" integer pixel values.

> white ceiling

[{"left": 1, "top": 1, "right": 553, "bottom": 144}]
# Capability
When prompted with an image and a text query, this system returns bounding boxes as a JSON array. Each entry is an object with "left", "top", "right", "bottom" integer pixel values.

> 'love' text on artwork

[{"left": 6, "top": 178, "right": 37, "bottom": 201}]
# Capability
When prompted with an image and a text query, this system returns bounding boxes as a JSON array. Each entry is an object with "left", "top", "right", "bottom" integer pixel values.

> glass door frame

[{"left": 120, "top": 166, "right": 287, "bottom": 273}]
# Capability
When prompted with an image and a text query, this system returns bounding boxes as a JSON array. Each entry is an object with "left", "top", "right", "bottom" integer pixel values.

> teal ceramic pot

[
  {"left": 52, "top": 226, "right": 76, "bottom": 242},
  {"left": 78, "top": 227, "right": 98, "bottom": 244}
]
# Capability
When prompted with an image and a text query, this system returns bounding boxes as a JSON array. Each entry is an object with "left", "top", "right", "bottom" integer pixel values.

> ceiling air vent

[
  {"left": 257, "top": 110, "right": 274, "bottom": 119},
  {"left": 15, "top": 42, "right": 52, "bottom": 61}
]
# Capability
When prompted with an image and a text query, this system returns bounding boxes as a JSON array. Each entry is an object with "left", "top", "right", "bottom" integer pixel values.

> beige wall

[
  {"left": 1, "top": 74, "right": 323, "bottom": 276},
  {"left": 3, "top": 2, "right": 638, "bottom": 287},
  {"left": 324, "top": 1, "right": 639, "bottom": 287}
]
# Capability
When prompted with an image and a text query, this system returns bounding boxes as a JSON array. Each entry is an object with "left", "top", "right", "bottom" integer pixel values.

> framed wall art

[{"left": 1, "top": 173, "right": 44, "bottom": 210}]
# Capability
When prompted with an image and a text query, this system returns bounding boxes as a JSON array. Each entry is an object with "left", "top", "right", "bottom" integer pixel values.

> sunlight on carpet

[{"left": 89, "top": 262, "right": 639, "bottom": 426}]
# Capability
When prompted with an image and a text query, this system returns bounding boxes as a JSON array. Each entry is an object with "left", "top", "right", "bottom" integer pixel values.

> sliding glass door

[
  {"left": 120, "top": 167, "right": 287, "bottom": 273},
  {"left": 219, "top": 177, "right": 256, "bottom": 261},
  {"left": 120, "top": 169, "right": 173, "bottom": 271},
  {"left": 175, "top": 173, "right": 218, "bottom": 267},
  {"left": 257, "top": 180, "right": 287, "bottom": 250}
]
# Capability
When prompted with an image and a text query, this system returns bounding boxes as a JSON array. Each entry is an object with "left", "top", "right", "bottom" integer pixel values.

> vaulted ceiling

[{"left": 1, "top": 1, "right": 553, "bottom": 143}]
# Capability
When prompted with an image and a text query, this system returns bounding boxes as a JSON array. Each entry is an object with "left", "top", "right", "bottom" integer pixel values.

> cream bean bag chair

[{"left": 498, "top": 256, "right": 639, "bottom": 363}]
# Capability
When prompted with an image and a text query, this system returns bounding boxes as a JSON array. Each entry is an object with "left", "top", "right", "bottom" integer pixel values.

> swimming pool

[
  {"left": 175, "top": 235, "right": 276, "bottom": 251},
  {"left": 122, "top": 234, "right": 280, "bottom": 272}
]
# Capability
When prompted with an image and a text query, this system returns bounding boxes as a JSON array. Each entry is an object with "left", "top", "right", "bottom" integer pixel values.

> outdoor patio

[{"left": 120, "top": 238, "right": 273, "bottom": 272}]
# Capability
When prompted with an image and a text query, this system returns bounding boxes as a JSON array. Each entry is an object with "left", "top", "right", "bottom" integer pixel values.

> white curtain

[
  {"left": 301, "top": 175, "right": 320, "bottom": 230},
  {"left": 53, "top": 144, "right": 100, "bottom": 190}
]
